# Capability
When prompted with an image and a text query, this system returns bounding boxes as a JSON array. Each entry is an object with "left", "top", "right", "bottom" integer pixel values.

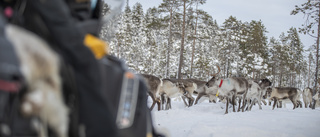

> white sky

[{"left": 128, "top": 0, "right": 315, "bottom": 51}]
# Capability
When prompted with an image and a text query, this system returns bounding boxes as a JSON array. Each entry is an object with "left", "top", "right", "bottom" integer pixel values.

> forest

[{"left": 99, "top": 0, "right": 318, "bottom": 90}]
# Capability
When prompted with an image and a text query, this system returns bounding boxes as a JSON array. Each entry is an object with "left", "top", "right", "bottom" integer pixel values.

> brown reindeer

[
  {"left": 187, "top": 79, "right": 218, "bottom": 104},
  {"left": 141, "top": 74, "right": 162, "bottom": 111},
  {"left": 270, "top": 87, "right": 301, "bottom": 110}
]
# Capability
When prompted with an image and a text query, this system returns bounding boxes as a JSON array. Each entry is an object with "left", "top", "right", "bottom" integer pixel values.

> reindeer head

[
  {"left": 264, "top": 87, "right": 272, "bottom": 99},
  {"left": 176, "top": 82, "right": 187, "bottom": 95},
  {"left": 259, "top": 78, "right": 272, "bottom": 88},
  {"left": 205, "top": 65, "right": 221, "bottom": 88}
]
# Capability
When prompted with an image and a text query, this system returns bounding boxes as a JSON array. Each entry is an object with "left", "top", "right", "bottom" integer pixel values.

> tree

[
  {"left": 245, "top": 20, "right": 268, "bottom": 79},
  {"left": 287, "top": 27, "right": 304, "bottom": 87},
  {"left": 111, "top": 3, "right": 133, "bottom": 59},
  {"left": 220, "top": 16, "right": 242, "bottom": 77},
  {"left": 177, "top": 0, "right": 187, "bottom": 79},
  {"left": 291, "top": 0, "right": 320, "bottom": 109},
  {"left": 159, "top": 0, "right": 181, "bottom": 78}
]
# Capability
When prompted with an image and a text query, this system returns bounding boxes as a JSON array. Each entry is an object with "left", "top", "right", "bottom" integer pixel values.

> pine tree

[
  {"left": 245, "top": 20, "right": 268, "bottom": 79},
  {"left": 130, "top": 3, "right": 147, "bottom": 71},
  {"left": 291, "top": 0, "right": 320, "bottom": 109},
  {"left": 159, "top": 0, "right": 182, "bottom": 78},
  {"left": 113, "top": 4, "right": 133, "bottom": 59},
  {"left": 287, "top": 27, "right": 304, "bottom": 87}
]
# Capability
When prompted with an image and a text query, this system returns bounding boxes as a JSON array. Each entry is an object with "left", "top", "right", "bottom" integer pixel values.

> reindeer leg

[
  {"left": 187, "top": 98, "right": 192, "bottom": 107},
  {"left": 242, "top": 93, "right": 247, "bottom": 112},
  {"left": 156, "top": 99, "right": 161, "bottom": 111},
  {"left": 160, "top": 94, "right": 166, "bottom": 110},
  {"left": 181, "top": 96, "right": 189, "bottom": 107},
  {"left": 164, "top": 97, "right": 168, "bottom": 110},
  {"left": 261, "top": 99, "right": 267, "bottom": 105},
  {"left": 304, "top": 101, "right": 307, "bottom": 108},
  {"left": 168, "top": 97, "right": 171, "bottom": 109},
  {"left": 289, "top": 97, "right": 297, "bottom": 110},
  {"left": 234, "top": 96, "right": 239, "bottom": 112},
  {"left": 194, "top": 93, "right": 205, "bottom": 105},
  {"left": 248, "top": 100, "right": 253, "bottom": 111},
  {"left": 245, "top": 99, "right": 249, "bottom": 111},
  {"left": 148, "top": 94, "right": 156, "bottom": 110},
  {"left": 268, "top": 100, "right": 271, "bottom": 106},
  {"left": 225, "top": 97, "right": 229, "bottom": 114},
  {"left": 257, "top": 99, "right": 262, "bottom": 110},
  {"left": 272, "top": 98, "right": 277, "bottom": 110},
  {"left": 150, "top": 101, "right": 156, "bottom": 111},
  {"left": 237, "top": 97, "right": 242, "bottom": 112},
  {"left": 188, "top": 96, "right": 195, "bottom": 107},
  {"left": 298, "top": 100, "right": 302, "bottom": 108}
]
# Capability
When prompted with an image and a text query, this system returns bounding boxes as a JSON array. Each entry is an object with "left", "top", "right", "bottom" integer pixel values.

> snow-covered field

[{"left": 149, "top": 98, "right": 320, "bottom": 137}]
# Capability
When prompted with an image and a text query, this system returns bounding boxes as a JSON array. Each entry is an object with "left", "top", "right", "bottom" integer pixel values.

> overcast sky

[{"left": 128, "top": 0, "right": 314, "bottom": 51}]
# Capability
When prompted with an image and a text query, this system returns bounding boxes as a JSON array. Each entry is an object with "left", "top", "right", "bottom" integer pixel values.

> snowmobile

[{"left": 0, "top": 0, "right": 163, "bottom": 137}]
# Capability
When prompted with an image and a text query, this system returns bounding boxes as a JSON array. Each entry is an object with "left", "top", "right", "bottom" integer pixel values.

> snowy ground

[{"left": 149, "top": 97, "right": 320, "bottom": 137}]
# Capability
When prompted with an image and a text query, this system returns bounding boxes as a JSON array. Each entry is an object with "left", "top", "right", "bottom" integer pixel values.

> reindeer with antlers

[{"left": 205, "top": 65, "right": 249, "bottom": 114}]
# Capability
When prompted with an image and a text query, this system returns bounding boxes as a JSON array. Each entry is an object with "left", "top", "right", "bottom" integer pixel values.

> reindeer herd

[{"left": 141, "top": 66, "right": 320, "bottom": 114}]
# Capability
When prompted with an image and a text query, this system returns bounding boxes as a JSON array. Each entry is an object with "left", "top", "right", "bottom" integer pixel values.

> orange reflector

[{"left": 125, "top": 72, "right": 135, "bottom": 79}]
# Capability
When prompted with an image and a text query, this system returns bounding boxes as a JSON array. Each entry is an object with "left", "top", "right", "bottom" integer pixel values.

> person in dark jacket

[{"left": 0, "top": 0, "right": 117, "bottom": 137}]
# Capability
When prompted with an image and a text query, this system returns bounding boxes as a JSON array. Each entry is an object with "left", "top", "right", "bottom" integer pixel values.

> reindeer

[
  {"left": 312, "top": 90, "right": 320, "bottom": 107},
  {"left": 159, "top": 79, "right": 187, "bottom": 110},
  {"left": 245, "top": 80, "right": 262, "bottom": 111},
  {"left": 205, "top": 65, "right": 249, "bottom": 114},
  {"left": 169, "top": 79, "right": 197, "bottom": 107},
  {"left": 141, "top": 74, "right": 162, "bottom": 111},
  {"left": 186, "top": 79, "right": 218, "bottom": 104},
  {"left": 303, "top": 87, "right": 313, "bottom": 108},
  {"left": 6, "top": 25, "right": 68, "bottom": 137},
  {"left": 259, "top": 78, "right": 272, "bottom": 105},
  {"left": 269, "top": 87, "right": 301, "bottom": 110},
  {"left": 244, "top": 79, "right": 271, "bottom": 111}
]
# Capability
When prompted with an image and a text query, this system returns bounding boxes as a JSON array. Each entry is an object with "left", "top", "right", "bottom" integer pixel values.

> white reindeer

[
  {"left": 6, "top": 24, "right": 69, "bottom": 137},
  {"left": 159, "top": 79, "right": 186, "bottom": 110},
  {"left": 303, "top": 87, "right": 313, "bottom": 108},
  {"left": 245, "top": 80, "right": 262, "bottom": 111},
  {"left": 172, "top": 79, "right": 197, "bottom": 107},
  {"left": 205, "top": 65, "right": 248, "bottom": 114}
]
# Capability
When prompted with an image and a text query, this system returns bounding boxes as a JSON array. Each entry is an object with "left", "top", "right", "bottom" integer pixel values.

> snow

[{"left": 149, "top": 98, "right": 320, "bottom": 137}]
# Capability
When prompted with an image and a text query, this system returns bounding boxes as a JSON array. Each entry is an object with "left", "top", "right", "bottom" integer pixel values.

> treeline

[{"left": 99, "top": 0, "right": 316, "bottom": 89}]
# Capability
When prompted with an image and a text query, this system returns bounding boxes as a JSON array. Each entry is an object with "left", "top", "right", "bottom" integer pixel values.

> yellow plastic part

[
  {"left": 146, "top": 133, "right": 153, "bottom": 137},
  {"left": 84, "top": 34, "right": 109, "bottom": 59}
]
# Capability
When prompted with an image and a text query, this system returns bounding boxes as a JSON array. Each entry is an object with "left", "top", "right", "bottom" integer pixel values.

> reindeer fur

[
  {"left": 6, "top": 24, "right": 69, "bottom": 137},
  {"left": 303, "top": 87, "right": 313, "bottom": 108},
  {"left": 141, "top": 74, "right": 162, "bottom": 111}
]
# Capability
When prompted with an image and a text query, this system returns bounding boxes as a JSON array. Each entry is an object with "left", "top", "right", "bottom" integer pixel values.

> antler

[{"left": 211, "top": 65, "right": 221, "bottom": 77}]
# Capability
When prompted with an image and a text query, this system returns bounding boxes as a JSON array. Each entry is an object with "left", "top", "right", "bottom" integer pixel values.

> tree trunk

[
  {"left": 166, "top": 3, "right": 173, "bottom": 78},
  {"left": 178, "top": 0, "right": 186, "bottom": 79},
  {"left": 190, "top": 2, "right": 199, "bottom": 78},
  {"left": 308, "top": 57, "right": 311, "bottom": 87},
  {"left": 312, "top": 4, "right": 320, "bottom": 109}
]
